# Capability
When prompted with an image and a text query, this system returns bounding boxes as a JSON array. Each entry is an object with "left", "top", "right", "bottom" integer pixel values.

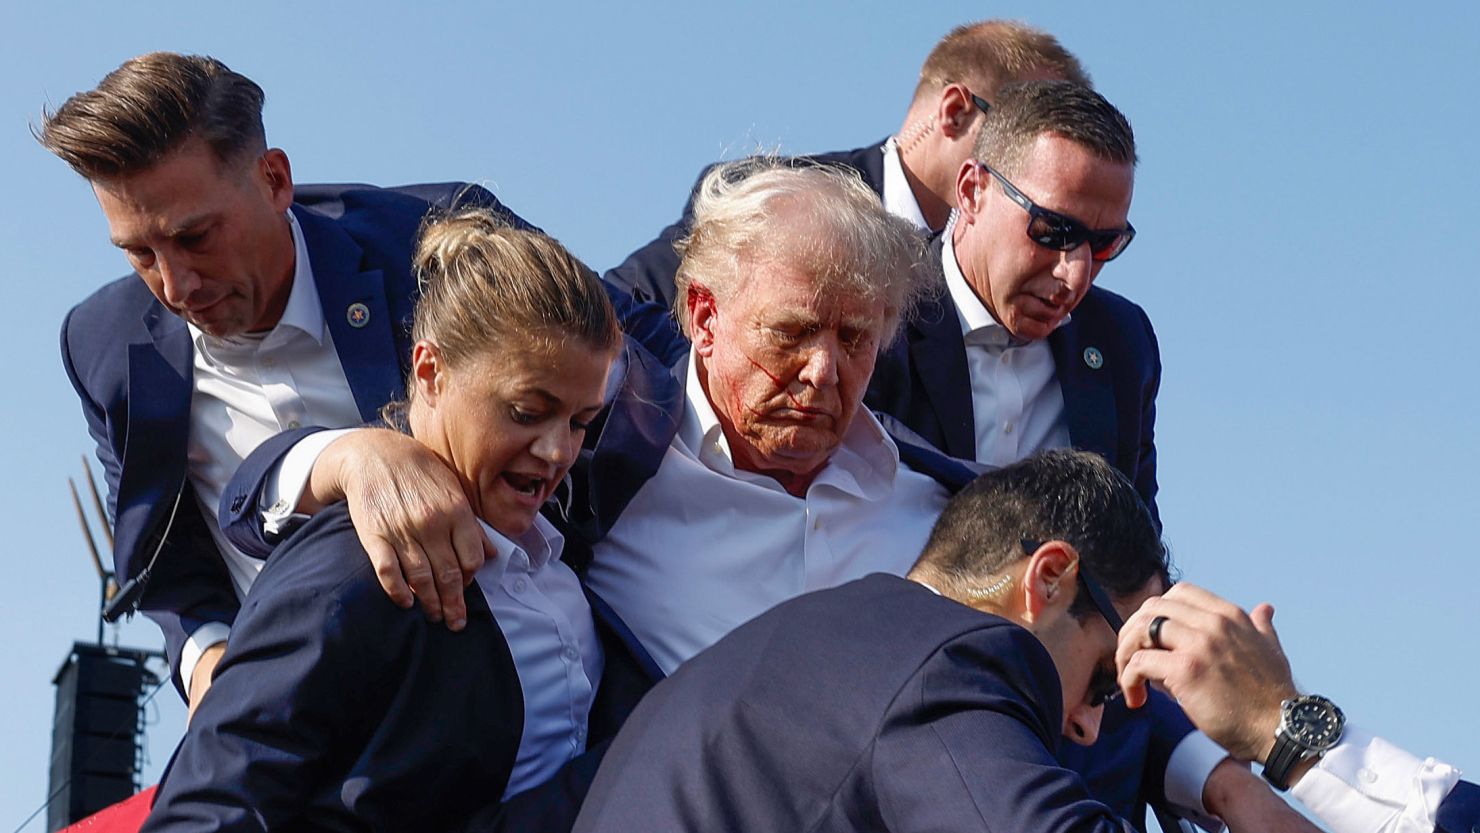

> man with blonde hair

[
  {"left": 224, "top": 158, "right": 1315, "bottom": 831},
  {"left": 605, "top": 19, "right": 1088, "bottom": 308}
]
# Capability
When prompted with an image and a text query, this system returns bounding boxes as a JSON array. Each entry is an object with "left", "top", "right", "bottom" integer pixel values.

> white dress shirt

[
  {"left": 472, "top": 514, "right": 604, "bottom": 799},
  {"left": 1291, "top": 725, "right": 1464, "bottom": 833},
  {"left": 180, "top": 212, "right": 362, "bottom": 690},
  {"left": 941, "top": 225, "right": 1073, "bottom": 465},
  {"left": 880, "top": 137, "right": 931, "bottom": 231},
  {"left": 584, "top": 352, "right": 951, "bottom": 674}
]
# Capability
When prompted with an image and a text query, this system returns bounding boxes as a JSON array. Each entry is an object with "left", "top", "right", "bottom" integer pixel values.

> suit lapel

[
  {"left": 115, "top": 307, "right": 194, "bottom": 580},
  {"left": 1048, "top": 316, "right": 1117, "bottom": 462},
  {"left": 907, "top": 281, "right": 977, "bottom": 460},
  {"left": 578, "top": 340, "right": 685, "bottom": 543},
  {"left": 294, "top": 205, "right": 406, "bottom": 422},
  {"left": 583, "top": 585, "right": 664, "bottom": 683}
]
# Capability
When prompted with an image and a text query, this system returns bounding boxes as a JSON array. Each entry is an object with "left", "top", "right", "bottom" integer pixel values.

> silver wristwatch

[{"left": 1262, "top": 694, "right": 1345, "bottom": 791}]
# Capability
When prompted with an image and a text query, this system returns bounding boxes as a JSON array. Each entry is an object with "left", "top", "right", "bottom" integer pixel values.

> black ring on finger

[{"left": 1148, "top": 615, "right": 1169, "bottom": 649}]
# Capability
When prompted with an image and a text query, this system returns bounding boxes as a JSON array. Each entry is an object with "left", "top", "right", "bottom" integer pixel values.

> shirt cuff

[
  {"left": 260, "top": 428, "right": 357, "bottom": 539},
  {"left": 1290, "top": 724, "right": 1461, "bottom": 833},
  {"left": 180, "top": 622, "right": 231, "bottom": 698},
  {"left": 1164, "top": 730, "right": 1229, "bottom": 832}
]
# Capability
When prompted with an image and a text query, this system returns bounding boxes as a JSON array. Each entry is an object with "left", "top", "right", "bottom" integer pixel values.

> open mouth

[{"left": 502, "top": 472, "right": 546, "bottom": 498}]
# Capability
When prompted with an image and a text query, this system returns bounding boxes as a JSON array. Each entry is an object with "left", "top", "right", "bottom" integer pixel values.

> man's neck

[
  {"left": 899, "top": 147, "right": 952, "bottom": 232},
  {"left": 252, "top": 211, "right": 299, "bottom": 332}
]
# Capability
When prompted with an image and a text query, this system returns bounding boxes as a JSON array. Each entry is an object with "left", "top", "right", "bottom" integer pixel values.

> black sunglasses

[
  {"left": 968, "top": 90, "right": 991, "bottom": 115},
  {"left": 983, "top": 164, "right": 1136, "bottom": 263},
  {"left": 1021, "top": 539, "right": 1124, "bottom": 707}
]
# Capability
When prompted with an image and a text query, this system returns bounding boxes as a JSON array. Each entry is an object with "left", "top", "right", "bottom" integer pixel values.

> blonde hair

[
  {"left": 672, "top": 158, "right": 932, "bottom": 344},
  {"left": 410, "top": 208, "right": 620, "bottom": 371},
  {"left": 914, "top": 20, "right": 1090, "bottom": 103}
]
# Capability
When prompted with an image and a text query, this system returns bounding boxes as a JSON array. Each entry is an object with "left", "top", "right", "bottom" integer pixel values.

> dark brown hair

[
  {"left": 37, "top": 52, "right": 266, "bottom": 179},
  {"left": 974, "top": 80, "right": 1137, "bottom": 178}
]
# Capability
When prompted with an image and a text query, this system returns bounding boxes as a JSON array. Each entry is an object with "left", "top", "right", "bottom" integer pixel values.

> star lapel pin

[
  {"left": 1083, "top": 347, "right": 1104, "bottom": 370},
  {"left": 347, "top": 302, "right": 371, "bottom": 329}
]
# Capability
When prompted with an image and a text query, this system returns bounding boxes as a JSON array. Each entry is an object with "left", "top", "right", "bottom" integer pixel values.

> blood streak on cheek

[{"left": 745, "top": 354, "right": 806, "bottom": 410}]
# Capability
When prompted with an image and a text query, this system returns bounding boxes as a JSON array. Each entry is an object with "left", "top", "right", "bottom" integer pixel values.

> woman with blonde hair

[{"left": 142, "top": 209, "right": 656, "bottom": 833}]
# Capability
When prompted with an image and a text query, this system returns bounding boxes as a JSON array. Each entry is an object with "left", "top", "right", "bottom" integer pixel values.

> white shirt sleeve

[
  {"left": 259, "top": 428, "right": 358, "bottom": 538},
  {"left": 180, "top": 621, "right": 231, "bottom": 698},
  {"left": 1290, "top": 724, "right": 1462, "bottom": 833},
  {"left": 1163, "top": 730, "right": 1230, "bottom": 832}
]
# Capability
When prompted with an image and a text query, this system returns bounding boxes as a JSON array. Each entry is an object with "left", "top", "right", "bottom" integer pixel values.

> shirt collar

[
  {"left": 880, "top": 137, "right": 931, "bottom": 232},
  {"left": 680, "top": 351, "right": 738, "bottom": 474},
  {"left": 941, "top": 214, "right": 1069, "bottom": 348},
  {"left": 475, "top": 512, "right": 565, "bottom": 586},
  {"left": 679, "top": 348, "right": 901, "bottom": 496},
  {"left": 277, "top": 211, "right": 326, "bottom": 343},
  {"left": 187, "top": 210, "right": 324, "bottom": 352}
]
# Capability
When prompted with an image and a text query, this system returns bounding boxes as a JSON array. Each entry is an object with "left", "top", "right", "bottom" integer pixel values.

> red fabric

[{"left": 58, "top": 786, "right": 156, "bottom": 832}]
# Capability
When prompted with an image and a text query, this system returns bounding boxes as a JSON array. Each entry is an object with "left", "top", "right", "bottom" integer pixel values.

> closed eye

[
  {"left": 510, "top": 406, "right": 544, "bottom": 426},
  {"left": 124, "top": 247, "right": 156, "bottom": 268}
]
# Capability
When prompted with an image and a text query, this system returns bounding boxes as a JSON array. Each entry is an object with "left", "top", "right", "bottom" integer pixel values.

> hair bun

[{"left": 414, "top": 208, "right": 511, "bottom": 285}]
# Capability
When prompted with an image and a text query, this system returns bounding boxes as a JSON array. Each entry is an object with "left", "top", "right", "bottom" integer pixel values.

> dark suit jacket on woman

[{"left": 142, "top": 505, "right": 658, "bottom": 833}]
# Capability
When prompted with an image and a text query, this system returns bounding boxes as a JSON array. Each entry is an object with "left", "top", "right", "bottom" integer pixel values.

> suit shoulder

[
  {"left": 249, "top": 505, "right": 388, "bottom": 616},
  {"left": 1081, "top": 286, "right": 1155, "bottom": 333},
  {"left": 295, "top": 181, "right": 532, "bottom": 231},
  {"left": 62, "top": 274, "right": 159, "bottom": 383},
  {"left": 803, "top": 139, "right": 887, "bottom": 168},
  {"left": 66, "top": 273, "right": 158, "bottom": 334}
]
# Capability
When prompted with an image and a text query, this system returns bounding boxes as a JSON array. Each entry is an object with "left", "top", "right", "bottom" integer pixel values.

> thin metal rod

[
  {"left": 81, "top": 455, "right": 115, "bottom": 548},
  {"left": 68, "top": 478, "right": 106, "bottom": 580}
]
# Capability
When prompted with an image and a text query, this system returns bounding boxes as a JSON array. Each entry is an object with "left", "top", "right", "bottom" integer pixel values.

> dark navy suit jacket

[
  {"left": 602, "top": 140, "right": 887, "bottom": 308},
  {"left": 865, "top": 236, "right": 1162, "bottom": 528},
  {"left": 59, "top": 182, "right": 677, "bottom": 692},
  {"left": 1439, "top": 781, "right": 1480, "bottom": 833},
  {"left": 142, "top": 504, "right": 660, "bottom": 833},
  {"left": 575, "top": 573, "right": 1131, "bottom": 833}
]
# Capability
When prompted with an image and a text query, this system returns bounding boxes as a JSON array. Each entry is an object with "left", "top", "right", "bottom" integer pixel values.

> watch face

[{"left": 1285, "top": 698, "right": 1345, "bottom": 751}]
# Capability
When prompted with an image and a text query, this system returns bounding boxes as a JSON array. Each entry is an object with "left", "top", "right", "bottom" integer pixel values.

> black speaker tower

[{"left": 46, "top": 642, "right": 158, "bottom": 831}]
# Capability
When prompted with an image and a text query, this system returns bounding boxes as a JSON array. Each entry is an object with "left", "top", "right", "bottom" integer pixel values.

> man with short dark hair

[
  {"left": 571, "top": 450, "right": 1171, "bottom": 832},
  {"left": 865, "top": 79, "right": 1159, "bottom": 518},
  {"left": 605, "top": 19, "right": 1088, "bottom": 309},
  {"left": 44, "top": 52, "right": 672, "bottom": 712}
]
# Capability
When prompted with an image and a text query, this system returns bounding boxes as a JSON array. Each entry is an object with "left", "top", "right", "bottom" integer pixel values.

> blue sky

[{"left": 3, "top": 1, "right": 1477, "bottom": 828}]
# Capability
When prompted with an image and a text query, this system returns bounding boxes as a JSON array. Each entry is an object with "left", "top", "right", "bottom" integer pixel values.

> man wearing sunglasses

[
  {"left": 572, "top": 450, "right": 1174, "bottom": 833},
  {"left": 866, "top": 80, "right": 1157, "bottom": 526},
  {"left": 863, "top": 78, "right": 1241, "bottom": 829}
]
